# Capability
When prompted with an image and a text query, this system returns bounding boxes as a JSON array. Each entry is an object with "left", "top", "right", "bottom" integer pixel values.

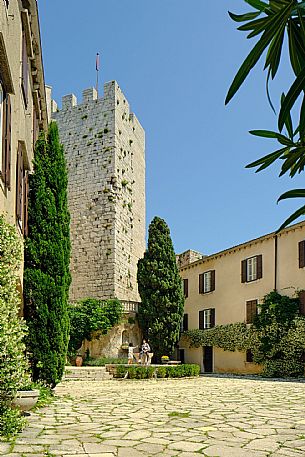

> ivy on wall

[{"left": 184, "top": 291, "right": 305, "bottom": 377}]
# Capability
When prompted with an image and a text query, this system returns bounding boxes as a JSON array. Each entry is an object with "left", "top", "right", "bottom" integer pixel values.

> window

[
  {"left": 199, "top": 308, "right": 215, "bottom": 330},
  {"left": 241, "top": 255, "right": 262, "bottom": 282},
  {"left": 181, "top": 313, "right": 188, "bottom": 332},
  {"left": 199, "top": 270, "right": 215, "bottom": 294},
  {"left": 246, "top": 299, "right": 258, "bottom": 324},
  {"left": 16, "top": 143, "right": 29, "bottom": 235},
  {"left": 299, "top": 241, "right": 305, "bottom": 268},
  {"left": 183, "top": 278, "right": 188, "bottom": 298},
  {"left": 246, "top": 350, "right": 253, "bottom": 363},
  {"left": 0, "top": 83, "right": 11, "bottom": 188},
  {"left": 21, "top": 31, "right": 28, "bottom": 106}
]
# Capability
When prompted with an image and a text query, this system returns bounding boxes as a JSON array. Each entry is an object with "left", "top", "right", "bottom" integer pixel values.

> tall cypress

[
  {"left": 24, "top": 122, "right": 71, "bottom": 387},
  {"left": 137, "top": 216, "right": 184, "bottom": 361}
]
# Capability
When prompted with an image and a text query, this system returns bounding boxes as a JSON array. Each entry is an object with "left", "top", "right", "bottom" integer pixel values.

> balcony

[{"left": 121, "top": 300, "right": 139, "bottom": 313}]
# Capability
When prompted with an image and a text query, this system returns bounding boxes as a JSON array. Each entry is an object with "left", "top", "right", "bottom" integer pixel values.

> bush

[
  {"left": 115, "top": 364, "right": 200, "bottom": 379},
  {"left": 0, "top": 215, "right": 30, "bottom": 438},
  {"left": 24, "top": 123, "right": 71, "bottom": 388}
]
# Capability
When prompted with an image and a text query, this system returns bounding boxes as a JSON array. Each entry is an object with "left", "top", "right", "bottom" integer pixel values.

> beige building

[
  {"left": 178, "top": 221, "right": 305, "bottom": 374},
  {"left": 0, "top": 0, "right": 47, "bottom": 234}
]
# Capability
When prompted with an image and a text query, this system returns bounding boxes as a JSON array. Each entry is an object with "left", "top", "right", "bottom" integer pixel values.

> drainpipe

[{"left": 274, "top": 235, "right": 278, "bottom": 291}]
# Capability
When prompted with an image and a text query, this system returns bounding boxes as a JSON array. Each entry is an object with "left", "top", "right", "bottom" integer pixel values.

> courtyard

[{"left": 1, "top": 376, "right": 305, "bottom": 457}]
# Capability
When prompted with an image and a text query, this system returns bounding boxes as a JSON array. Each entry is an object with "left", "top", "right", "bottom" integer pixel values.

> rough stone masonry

[{"left": 52, "top": 81, "right": 145, "bottom": 303}]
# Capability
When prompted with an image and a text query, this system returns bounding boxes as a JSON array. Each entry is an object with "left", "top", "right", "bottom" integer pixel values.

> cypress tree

[
  {"left": 137, "top": 216, "right": 184, "bottom": 361},
  {"left": 24, "top": 122, "right": 71, "bottom": 387}
]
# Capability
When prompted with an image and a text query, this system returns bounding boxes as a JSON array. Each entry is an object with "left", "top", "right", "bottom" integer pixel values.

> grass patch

[{"left": 168, "top": 411, "right": 190, "bottom": 418}]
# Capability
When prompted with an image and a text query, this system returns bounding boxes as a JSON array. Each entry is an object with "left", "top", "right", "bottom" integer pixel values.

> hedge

[{"left": 115, "top": 364, "right": 200, "bottom": 379}]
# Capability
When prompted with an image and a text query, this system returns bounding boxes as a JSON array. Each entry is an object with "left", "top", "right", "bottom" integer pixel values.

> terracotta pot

[
  {"left": 12, "top": 390, "right": 40, "bottom": 411},
  {"left": 75, "top": 355, "right": 83, "bottom": 367}
]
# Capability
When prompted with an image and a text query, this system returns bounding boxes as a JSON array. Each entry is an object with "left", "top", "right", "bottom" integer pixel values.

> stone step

[{"left": 64, "top": 366, "right": 113, "bottom": 381}]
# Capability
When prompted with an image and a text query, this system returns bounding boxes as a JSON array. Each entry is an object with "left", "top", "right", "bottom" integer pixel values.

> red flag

[{"left": 96, "top": 53, "right": 100, "bottom": 71}]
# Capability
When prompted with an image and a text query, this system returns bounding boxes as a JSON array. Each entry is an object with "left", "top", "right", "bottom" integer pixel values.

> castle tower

[{"left": 52, "top": 81, "right": 145, "bottom": 304}]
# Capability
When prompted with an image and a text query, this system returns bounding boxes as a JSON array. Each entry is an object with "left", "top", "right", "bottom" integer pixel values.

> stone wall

[{"left": 52, "top": 82, "right": 145, "bottom": 302}]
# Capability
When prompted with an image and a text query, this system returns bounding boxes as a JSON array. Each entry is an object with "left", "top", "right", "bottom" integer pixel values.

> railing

[{"left": 121, "top": 301, "right": 140, "bottom": 313}]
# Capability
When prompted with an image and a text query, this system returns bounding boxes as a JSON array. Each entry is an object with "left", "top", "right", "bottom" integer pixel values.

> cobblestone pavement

[{"left": 1, "top": 376, "right": 305, "bottom": 457}]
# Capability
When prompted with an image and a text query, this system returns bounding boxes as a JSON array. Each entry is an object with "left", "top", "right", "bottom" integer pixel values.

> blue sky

[{"left": 38, "top": 1, "right": 304, "bottom": 255}]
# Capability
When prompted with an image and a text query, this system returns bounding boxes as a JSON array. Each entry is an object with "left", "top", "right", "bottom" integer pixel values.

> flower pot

[
  {"left": 75, "top": 355, "right": 83, "bottom": 367},
  {"left": 12, "top": 390, "right": 40, "bottom": 412}
]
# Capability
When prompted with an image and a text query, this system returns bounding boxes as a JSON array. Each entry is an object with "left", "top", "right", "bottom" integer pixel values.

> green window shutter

[
  {"left": 199, "top": 273, "right": 204, "bottom": 294},
  {"left": 299, "top": 241, "right": 305, "bottom": 268},
  {"left": 256, "top": 255, "right": 263, "bottom": 279},
  {"left": 210, "top": 270, "right": 215, "bottom": 291},
  {"left": 241, "top": 260, "right": 247, "bottom": 283},
  {"left": 210, "top": 308, "right": 215, "bottom": 328},
  {"left": 199, "top": 310, "right": 204, "bottom": 330}
]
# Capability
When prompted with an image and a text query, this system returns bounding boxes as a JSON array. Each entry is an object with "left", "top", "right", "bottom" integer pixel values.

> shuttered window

[
  {"left": 183, "top": 279, "right": 188, "bottom": 298},
  {"left": 246, "top": 350, "right": 254, "bottom": 363},
  {"left": 1, "top": 91, "right": 11, "bottom": 188},
  {"left": 199, "top": 309, "right": 215, "bottom": 329},
  {"left": 21, "top": 31, "right": 28, "bottom": 106},
  {"left": 199, "top": 270, "right": 215, "bottom": 293},
  {"left": 241, "top": 255, "right": 262, "bottom": 282},
  {"left": 246, "top": 299, "right": 257, "bottom": 324},
  {"left": 299, "top": 241, "right": 305, "bottom": 268},
  {"left": 181, "top": 313, "right": 188, "bottom": 332},
  {"left": 16, "top": 144, "right": 29, "bottom": 235}
]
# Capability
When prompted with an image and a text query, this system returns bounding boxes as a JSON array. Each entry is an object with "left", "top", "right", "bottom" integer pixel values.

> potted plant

[
  {"left": 12, "top": 383, "right": 40, "bottom": 412},
  {"left": 161, "top": 355, "right": 169, "bottom": 364}
]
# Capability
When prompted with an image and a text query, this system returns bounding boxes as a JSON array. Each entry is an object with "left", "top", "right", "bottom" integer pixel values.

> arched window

[{"left": 122, "top": 330, "right": 129, "bottom": 345}]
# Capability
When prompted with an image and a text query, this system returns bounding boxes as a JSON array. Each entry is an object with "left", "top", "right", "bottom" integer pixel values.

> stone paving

[{"left": 1, "top": 376, "right": 305, "bottom": 456}]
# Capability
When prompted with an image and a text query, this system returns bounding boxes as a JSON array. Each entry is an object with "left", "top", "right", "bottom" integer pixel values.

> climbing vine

[
  {"left": 184, "top": 291, "right": 305, "bottom": 377},
  {"left": 68, "top": 298, "right": 123, "bottom": 355}
]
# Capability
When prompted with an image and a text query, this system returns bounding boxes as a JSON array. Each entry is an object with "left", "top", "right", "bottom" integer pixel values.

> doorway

[{"left": 203, "top": 346, "right": 213, "bottom": 372}]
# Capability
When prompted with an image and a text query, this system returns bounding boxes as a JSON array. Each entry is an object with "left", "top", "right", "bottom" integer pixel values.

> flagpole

[{"left": 96, "top": 52, "right": 100, "bottom": 98}]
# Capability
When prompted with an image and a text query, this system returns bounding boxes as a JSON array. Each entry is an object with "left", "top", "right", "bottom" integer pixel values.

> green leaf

[
  {"left": 277, "top": 204, "right": 305, "bottom": 231},
  {"left": 278, "top": 66, "right": 305, "bottom": 131},
  {"left": 264, "top": 24, "right": 285, "bottom": 78},
  {"left": 277, "top": 188, "right": 305, "bottom": 202},
  {"left": 279, "top": 147, "right": 304, "bottom": 176},
  {"left": 246, "top": 147, "right": 288, "bottom": 171},
  {"left": 228, "top": 11, "right": 261, "bottom": 22},
  {"left": 245, "top": 0, "right": 269, "bottom": 11},
  {"left": 299, "top": 95, "right": 305, "bottom": 139},
  {"left": 281, "top": 93, "right": 294, "bottom": 139},
  {"left": 288, "top": 18, "right": 305, "bottom": 76},
  {"left": 249, "top": 130, "right": 294, "bottom": 145},
  {"left": 226, "top": 2, "right": 295, "bottom": 105}
]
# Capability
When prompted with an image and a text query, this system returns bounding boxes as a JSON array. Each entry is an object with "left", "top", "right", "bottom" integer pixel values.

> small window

[
  {"left": 16, "top": 143, "right": 29, "bottom": 235},
  {"left": 241, "top": 255, "right": 262, "bottom": 283},
  {"left": 246, "top": 299, "right": 258, "bottom": 324},
  {"left": 246, "top": 350, "right": 253, "bottom": 363},
  {"left": 0, "top": 85, "right": 11, "bottom": 188},
  {"left": 0, "top": 82, "right": 4, "bottom": 173},
  {"left": 183, "top": 278, "right": 188, "bottom": 298},
  {"left": 199, "top": 308, "right": 215, "bottom": 330},
  {"left": 21, "top": 31, "right": 29, "bottom": 106},
  {"left": 199, "top": 270, "right": 215, "bottom": 294},
  {"left": 299, "top": 241, "right": 305, "bottom": 269},
  {"left": 181, "top": 313, "right": 188, "bottom": 332}
]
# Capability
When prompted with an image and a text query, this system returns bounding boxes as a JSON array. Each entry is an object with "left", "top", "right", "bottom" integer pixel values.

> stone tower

[{"left": 52, "top": 81, "right": 145, "bottom": 304}]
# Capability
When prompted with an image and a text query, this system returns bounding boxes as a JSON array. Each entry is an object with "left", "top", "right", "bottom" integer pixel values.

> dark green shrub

[
  {"left": 128, "top": 366, "right": 137, "bottom": 379},
  {"left": 157, "top": 366, "right": 167, "bottom": 378},
  {"left": 24, "top": 123, "right": 71, "bottom": 388},
  {"left": 137, "top": 217, "right": 184, "bottom": 361},
  {"left": 115, "top": 365, "right": 127, "bottom": 378},
  {"left": 146, "top": 366, "right": 155, "bottom": 379},
  {"left": 135, "top": 366, "right": 148, "bottom": 379}
]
